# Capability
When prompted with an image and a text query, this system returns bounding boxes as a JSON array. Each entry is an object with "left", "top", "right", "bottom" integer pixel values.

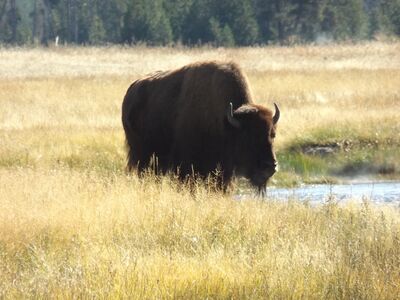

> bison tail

[
  {"left": 122, "top": 119, "right": 136, "bottom": 172},
  {"left": 122, "top": 80, "right": 146, "bottom": 173}
]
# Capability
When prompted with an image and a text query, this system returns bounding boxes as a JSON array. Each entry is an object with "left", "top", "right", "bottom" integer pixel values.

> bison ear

[
  {"left": 273, "top": 103, "right": 280, "bottom": 125},
  {"left": 227, "top": 103, "right": 259, "bottom": 128},
  {"left": 227, "top": 102, "right": 241, "bottom": 128}
]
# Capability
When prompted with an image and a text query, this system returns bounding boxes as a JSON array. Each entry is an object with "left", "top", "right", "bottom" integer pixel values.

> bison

[{"left": 122, "top": 61, "right": 280, "bottom": 192}]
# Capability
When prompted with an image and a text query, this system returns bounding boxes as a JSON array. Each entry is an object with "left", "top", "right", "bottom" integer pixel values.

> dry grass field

[{"left": 0, "top": 43, "right": 399, "bottom": 298}]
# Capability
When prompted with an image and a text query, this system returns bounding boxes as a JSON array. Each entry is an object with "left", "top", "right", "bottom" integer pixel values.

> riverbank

[
  {"left": 275, "top": 140, "right": 399, "bottom": 187},
  {"left": 266, "top": 181, "right": 400, "bottom": 205}
]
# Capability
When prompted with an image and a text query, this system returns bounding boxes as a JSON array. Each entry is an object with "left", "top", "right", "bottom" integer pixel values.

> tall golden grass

[
  {"left": 1, "top": 169, "right": 399, "bottom": 298},
  {"left": 0, "top": 43, "right": 399, "bottom": 298}
]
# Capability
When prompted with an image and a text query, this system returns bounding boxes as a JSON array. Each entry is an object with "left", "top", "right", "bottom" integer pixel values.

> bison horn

[
  {"left": 273, "top": 103, "right": 280, "bottom": 124},
  {"left": 227, "top": 102, "right": 241, "bottom": 128}
]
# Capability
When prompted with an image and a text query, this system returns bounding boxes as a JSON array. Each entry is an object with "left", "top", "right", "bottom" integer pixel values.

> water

[{"left": 265, "top": 181, "right": 400, "bottom": 206}]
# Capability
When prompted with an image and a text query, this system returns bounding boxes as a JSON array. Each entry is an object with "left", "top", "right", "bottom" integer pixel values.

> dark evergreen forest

[{"left": 1, "top": 0, "right": 399, "bottom": 46}]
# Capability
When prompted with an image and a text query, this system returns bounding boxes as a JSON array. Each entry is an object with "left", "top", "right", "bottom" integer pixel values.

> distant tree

[
  {"left": 97, "top": 0, "right": 127, "bottom": 43},
  {"left": 122, "top": 0, "right": 143, "bottom": 43},
  {"left": 122, "top": 0, "right": 172, "bottom": 45},
  {"left": 67, "top": 0, "right": 78, "bottom": 43},
  {"left": 368, "top": 4, "right": 382, "bottom": 38},
  {"left": 380, "top": 0, "right": 400, "bottom": 35},
  {"left": 164, "top": 0, "right": 193, "bottom": 42},
  {"left": 293, "top": 0, "right": 326, "bottom": 42},
  {"left": 254, "top": 0, "right": 298, "bottom": 44},
  {"left": 88, "top": 13, "right": 106, "bottom": 44},
  {"left": 389, "top": 0, "right": 400, "bottom": 34},
  {"left": 322, "top": 0, "right": 367, "bottom": 40},
  {"left": 0, "top": 0, "right": 20, "bottom": 43},
  {"left": 215, "top": 0, "right": 259, "bottom": 45},
  {"left": 345, "top": 0, "right": 368, "bottom": 39},
  {"left": 149, "top": 3, "right": 173, "bottom": 45},
  {"left": 209, "top": 17, "right": 235, "bottom": 46},
  {"left": 182, "top": 0, "right": 214, "bottom": 44},
  {"left": 31, "top": 0, "right": 54, "bottom": 45},
  {"left": 52, "top": 0, "right": 88, "bottom": 44}
]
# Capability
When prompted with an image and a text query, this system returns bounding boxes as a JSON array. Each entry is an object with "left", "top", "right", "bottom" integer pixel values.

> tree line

[{"left": 1, "top": 0, "right": 399, "bottom": 46}]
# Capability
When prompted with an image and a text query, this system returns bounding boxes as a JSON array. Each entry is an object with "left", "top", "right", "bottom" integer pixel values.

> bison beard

[{"left": 122, "top": 62, "right": 280, "bottom": 192}]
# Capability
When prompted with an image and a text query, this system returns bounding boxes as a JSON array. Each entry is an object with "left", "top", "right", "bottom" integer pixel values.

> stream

[{"left": 264, "top": 181, "right": 400, "bottom": 206}]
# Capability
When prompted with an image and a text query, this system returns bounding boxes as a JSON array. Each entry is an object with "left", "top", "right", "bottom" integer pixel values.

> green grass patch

[{"left": 277, "top": 124, "right": 400, "bottom": 185}]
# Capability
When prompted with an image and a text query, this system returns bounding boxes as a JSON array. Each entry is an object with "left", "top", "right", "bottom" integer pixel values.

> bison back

[
  {"left": 122, "top": 61, "right": 253, "bottom": 181},
  {"left": 171, "top": 62, "right": 253, "bottom": 177}
]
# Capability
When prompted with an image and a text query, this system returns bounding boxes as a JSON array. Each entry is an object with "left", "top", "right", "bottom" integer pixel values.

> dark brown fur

[{"left": 122, "top": 62, "right": 279, "bottom": 191}]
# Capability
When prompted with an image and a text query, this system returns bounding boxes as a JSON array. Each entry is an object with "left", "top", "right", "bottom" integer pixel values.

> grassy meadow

[{"left": 0, "top": 43, "right": 399, "bottom": 298}]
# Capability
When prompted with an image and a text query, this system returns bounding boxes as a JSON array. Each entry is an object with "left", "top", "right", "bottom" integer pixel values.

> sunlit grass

[
  {"left": 1, "top": 42, "right": 399, "bottom": 79},
  {"left": 0, "top": 128, "right": 125, "bottom": 173},
  {"left": 0, "top": 169, "right": 399, "bottom": 299},
  {"left": 0, "top": 43, "right": 399, "bottom": 298}
]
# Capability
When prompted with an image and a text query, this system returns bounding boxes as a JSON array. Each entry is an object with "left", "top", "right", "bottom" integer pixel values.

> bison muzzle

[{"left": 122, "top": 61, "right": 280, "bottom": 192}]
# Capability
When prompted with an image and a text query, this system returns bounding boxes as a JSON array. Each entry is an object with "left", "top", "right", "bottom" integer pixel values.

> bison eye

[{"left": 270, "top": 132, "right": 276, "bottom": 139}]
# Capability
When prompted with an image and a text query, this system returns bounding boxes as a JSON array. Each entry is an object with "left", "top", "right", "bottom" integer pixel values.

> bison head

[{"left": 227, "top": 102, "right": 280, "bottom": 193}]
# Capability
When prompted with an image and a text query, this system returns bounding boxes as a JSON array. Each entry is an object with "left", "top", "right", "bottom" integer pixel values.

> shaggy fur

[{"left": 122, "top": 61, "right": 279, "bottom": 191}]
